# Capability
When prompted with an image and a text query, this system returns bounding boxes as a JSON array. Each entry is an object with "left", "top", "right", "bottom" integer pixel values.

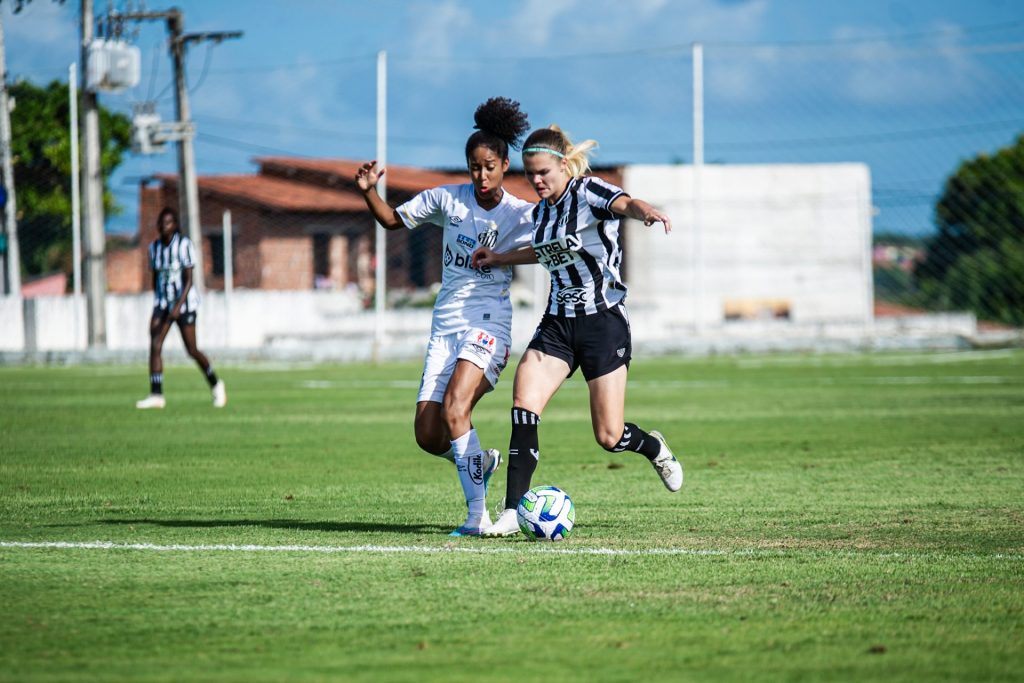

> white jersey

[
  {"left": 532, "top": 176, "right": 627, "bottom": 317},
  {"left": 397, "top": 184, "right": 534, "bottom": 338},
  {"left": 148, "top": 233, "right": 200, "bottom": 312}
]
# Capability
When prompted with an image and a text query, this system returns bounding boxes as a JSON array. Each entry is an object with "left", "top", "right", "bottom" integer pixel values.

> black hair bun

[{"left": 474, "top": 97, "right": 529, "bottom": 150}]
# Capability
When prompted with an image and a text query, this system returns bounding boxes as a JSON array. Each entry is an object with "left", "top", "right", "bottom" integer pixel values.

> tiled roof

[
  {"left": 159, "top": 159, "right": 623, "bottom": 213},
  {"left": 159, "top": 173, "right": 366, "bottom": 212}
]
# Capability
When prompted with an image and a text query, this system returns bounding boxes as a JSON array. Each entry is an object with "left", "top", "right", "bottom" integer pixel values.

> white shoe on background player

[
  {"left": 481, "top": 508, "right": 520, "bottom": 537},
  {"left": 211, "top": 380, "right": 227, "bottom": 408},
  {"left": 449, "top": 510, "right": 492, "bottom": 537},
  {"left": 649, "top": 430, "right": 683, "bottom": 492},
  {"left": 135, "top": 394, "right": 166, "bottom": 410}
]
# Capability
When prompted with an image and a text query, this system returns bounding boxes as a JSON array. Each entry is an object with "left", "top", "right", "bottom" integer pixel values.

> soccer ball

[{"left": 516, "top": 486, "right": 575, "bottom": 541}]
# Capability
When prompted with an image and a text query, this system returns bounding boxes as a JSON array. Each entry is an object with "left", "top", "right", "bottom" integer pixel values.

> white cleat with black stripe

[
  {"left": 649, "top": 430, "right": 683, "bottom": 492},
  {"left": 135, "top": 394, "right": 166, "bottom": 410},
  {"left": 211, "top": 380, "right": 227, "bottom": 408},
  {"left": 481, "top": 508, "right": 521, "bottom": 537}
]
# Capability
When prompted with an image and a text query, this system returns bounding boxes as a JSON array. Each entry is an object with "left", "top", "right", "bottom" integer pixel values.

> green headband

[{"left": 523, "top": 146, "right": 565, "bottom": 158}]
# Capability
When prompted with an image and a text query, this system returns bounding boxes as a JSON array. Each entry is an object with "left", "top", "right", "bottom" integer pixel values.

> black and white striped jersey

[
  {"left": 148, "top": 233, "right": 200, "bottom": 312},
  {"left": 532, "top": 176, "right": 628, "bottom": 317}
]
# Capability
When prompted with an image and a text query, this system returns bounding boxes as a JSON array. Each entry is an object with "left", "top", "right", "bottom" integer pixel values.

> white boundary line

[{"left": 1, "top": 540, "right": 1021, "bottom": 561}]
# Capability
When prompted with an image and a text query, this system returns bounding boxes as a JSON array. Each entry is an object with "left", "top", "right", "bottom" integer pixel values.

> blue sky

[{"left": 5, "top": 0, "right": 1024, "bottom": 236}]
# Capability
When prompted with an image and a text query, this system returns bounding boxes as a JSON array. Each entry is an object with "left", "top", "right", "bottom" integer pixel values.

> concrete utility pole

[
  {"left": 111, "top": 7, "right": 241, "bottom": 295},
  {"left": 81, "top": 0, "right": 107, "bottom": 346},
  {"left": 0, "top": 13, "right": 22, "bottom": 297}
]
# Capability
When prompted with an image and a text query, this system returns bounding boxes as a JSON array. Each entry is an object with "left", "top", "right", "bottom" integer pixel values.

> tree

[
  {"left": 916, "top": 134, "right": 1024, "bottom": 326},
  {"left": 10, "top": 79, "right": 131, "bottom": 278}
]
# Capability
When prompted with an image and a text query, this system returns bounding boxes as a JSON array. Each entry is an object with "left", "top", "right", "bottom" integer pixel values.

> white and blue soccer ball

[{"left": 516, "top": 486, "right": 575, "bottom": 541}]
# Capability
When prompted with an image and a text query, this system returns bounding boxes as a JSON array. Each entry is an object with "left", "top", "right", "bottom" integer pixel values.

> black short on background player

[
  {"left": 472, "top": 124, "right": 683, "bottom": 537},
  {"left": 136, "top": 207, "right": 226, "bottom": 410}
]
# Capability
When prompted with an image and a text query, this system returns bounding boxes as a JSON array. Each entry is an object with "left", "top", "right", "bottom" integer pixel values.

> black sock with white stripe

[
  {"left": 504, "top": 408, "right": 540, "bottom": 511},
  {"left": 204, "top": 367, "right": 219, "bottom": 388},
  {"left": 150, "top": 373, "right": 163, "bottom": 395},
  {"left": 610, "top": 422, "right": 661, "bottom": 461}
]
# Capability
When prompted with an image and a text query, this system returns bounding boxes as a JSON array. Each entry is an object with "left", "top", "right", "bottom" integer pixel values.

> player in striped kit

[
  {"left": 136, "top": 207, "right": 226, "bottom": 410},
  {"left": 472, "top": 125, "right": 684, "bottom": 537},
  {"left": 355, "top": 98, "right": 536, "bottom": 536}
]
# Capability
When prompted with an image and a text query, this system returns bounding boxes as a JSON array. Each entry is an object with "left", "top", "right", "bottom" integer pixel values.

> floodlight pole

[
  {"left": 109, "top": 7, "right": 242, "bottom": 296},
  {"left": 372, "top": 50, "right": 387, "bottom": 363},
  {"left": 81, "top": 0, "right": 107, "bottom": 347},
  {"left": 0, "top": 13, "right": 21, "bottom": 297},
  {"left": 692, "top": 42, "right": 705, "bottom": 335},
  {"left": 70, "top": 63, "right": 83, "bottom": 347}
]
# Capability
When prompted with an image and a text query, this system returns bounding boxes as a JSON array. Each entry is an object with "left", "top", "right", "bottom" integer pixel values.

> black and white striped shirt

[
  {"left": 532, "top": 176, "right": 627, "bottom": 317},
  {"left": 148, "top": 233, "right": 200, "bottom": 312}
]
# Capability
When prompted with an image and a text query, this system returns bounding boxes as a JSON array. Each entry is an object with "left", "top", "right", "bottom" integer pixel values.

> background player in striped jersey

[
  {"left": 136, "top": 208, "right": 226, "bottom": 410},
  {"left": 472, "top": 125, "right": 684, "bottom": 536},
  {"left": 355, "top": 98, "right": 536, "bottom": 536}
]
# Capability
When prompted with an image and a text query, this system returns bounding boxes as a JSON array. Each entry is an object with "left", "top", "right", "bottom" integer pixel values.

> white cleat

[
  {"left": 211, "top": 380, "right": 227, "bottom": 408},
  {"left": 481, "top": 508, "right": 521, "bottom": 537},
  {"left": 449, "top": 511, "right": 492, "bottom": 537},
  {"left": 482, "top": 448, "right": 501, "bottom": 493},
  {"left": 135, "top": 394, "right": 166, "bottom": 410},
  {"left": 649, "top": 430, "right": 683, "bottom": 492}
]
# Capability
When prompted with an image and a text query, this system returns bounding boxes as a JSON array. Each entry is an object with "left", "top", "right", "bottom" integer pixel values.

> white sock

[{"left": 452, "top": 429, "right": 486, "bottom": 523}]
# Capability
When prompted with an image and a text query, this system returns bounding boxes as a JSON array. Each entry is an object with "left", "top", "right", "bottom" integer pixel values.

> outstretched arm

[
  {"left": 356, "top": 161, "right": 405, "bottom": 231},
  {"left": 610, "top": 195, "right": 672, "bottom": 234},
  {"left": 472, "top": 245, "right": 539, "bottom": 269}
]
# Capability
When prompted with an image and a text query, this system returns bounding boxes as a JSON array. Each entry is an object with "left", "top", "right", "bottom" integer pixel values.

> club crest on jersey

[
  {"left": 457, "top": 233, "right": 476, "bottom": 249},
  {"left": 479, "top": 226, "right": 499, "bottom": 249},
  {"left": 534, "top": 235, "right": 583, "bottom": 271}
]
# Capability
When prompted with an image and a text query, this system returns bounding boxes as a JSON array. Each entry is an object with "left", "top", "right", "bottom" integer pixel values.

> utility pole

[
  {"left": 110, "top": 8, "right": 241, "bottom": 295},
  {"left": 0, "top": 13, "right": 22, "bottom": 297},
  {"left": 81, "top": 0, "right": 107, "bottom": 346}
]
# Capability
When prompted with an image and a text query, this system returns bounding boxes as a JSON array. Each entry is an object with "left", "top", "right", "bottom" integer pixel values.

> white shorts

[{"left": 417, "top": 327, "right": 512, "bottom": 404}]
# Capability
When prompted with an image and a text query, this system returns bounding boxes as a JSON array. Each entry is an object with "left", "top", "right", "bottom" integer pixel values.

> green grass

[{"left": 1, "top": 351, "right": 1023, "bottom": 682}]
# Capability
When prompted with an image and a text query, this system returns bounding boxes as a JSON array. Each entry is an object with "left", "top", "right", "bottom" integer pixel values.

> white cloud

[{"left": 833, "top": 22, "right": 982, "bottom": 105}]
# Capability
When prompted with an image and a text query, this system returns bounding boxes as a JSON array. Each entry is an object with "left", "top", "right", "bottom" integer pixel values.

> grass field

[{"left": 1, "top": 350, "right": 1023, "bottom": 682}]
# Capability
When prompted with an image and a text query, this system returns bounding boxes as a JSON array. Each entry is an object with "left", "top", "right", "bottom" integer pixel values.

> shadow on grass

[{"left": 96, "top": 518, "right": 451, "bottom": 534}]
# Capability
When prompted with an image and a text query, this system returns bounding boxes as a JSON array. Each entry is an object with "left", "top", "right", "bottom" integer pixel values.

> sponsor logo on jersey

[
  {"left": 555, "top": 286, "right": 589, "bottom": 305},
  {"left": 474, "top": 331, "right": 497, "bottom": 349},
  {"left": 444, "top": 244, "right": 493, "bottom": 278},
  {"left": 534, "top": 235, "right": 583, "bottom": 271},
  {"left": 457, "top": 233, "right": 476, "bottom": 249}
]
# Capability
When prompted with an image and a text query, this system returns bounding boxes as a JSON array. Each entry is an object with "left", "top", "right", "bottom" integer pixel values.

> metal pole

[
  {"left": 0, "top": 14, "right": 22, "bottom": 297},
  {"left": 169, "top": 10, "right": 204, "bottom": 293},
  {"left": 692, "top": 42, "right": 704, "bottom": 335},
  {"left": 372, "top": 50, "right": 387, "bottom": 362},
  {"left": 222, "top": 209, "right": 232, "bottom": 347},
  {"left": 81, "top": 0, "right": 107, "bottom": 347},
  {"left": 69, "top": 63, "right": 83, "bottom": 347}
]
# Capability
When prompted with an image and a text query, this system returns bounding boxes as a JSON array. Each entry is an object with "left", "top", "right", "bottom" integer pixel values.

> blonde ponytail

[{"left": 523, "top": 125, "right": 600, "bottom": 178}]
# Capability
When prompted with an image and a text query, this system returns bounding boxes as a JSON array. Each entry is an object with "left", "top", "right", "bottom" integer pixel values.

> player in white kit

[{"left": 355, "top": 98, "right": 534, "bottom": 535}]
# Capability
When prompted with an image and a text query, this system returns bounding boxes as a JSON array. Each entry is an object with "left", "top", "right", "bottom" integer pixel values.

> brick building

[{"left": 113, "top": 158, "right": 622, "bottom": 295}]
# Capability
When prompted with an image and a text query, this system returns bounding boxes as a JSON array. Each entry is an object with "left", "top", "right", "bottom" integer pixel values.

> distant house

[{"left": 114, "top": 158, "right": 623, "bottom": 296}]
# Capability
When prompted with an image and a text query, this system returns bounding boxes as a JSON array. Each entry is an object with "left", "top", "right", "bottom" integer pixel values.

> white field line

[{"left": 1, "top": 540, "right": 1021, "bottom": 561}]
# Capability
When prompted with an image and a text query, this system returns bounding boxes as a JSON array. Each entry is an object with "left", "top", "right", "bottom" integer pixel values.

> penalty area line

[{"left": 1, "top": 540, "right": 1022, "bottom": 561}]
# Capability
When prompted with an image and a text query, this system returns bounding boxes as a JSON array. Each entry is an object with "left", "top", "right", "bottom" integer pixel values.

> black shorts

[
  {"left": 527, "top": 304, "right": 632, "bottom": 381},
  {"left": 153, "top": 307, "right": 197, "bottom": 327}
]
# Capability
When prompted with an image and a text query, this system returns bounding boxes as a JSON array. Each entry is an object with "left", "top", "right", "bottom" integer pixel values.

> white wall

[
  {"left": 0, "top": 296, "right": 25, "bottom": 350},
  {"left": 623, "top": 163, "right": 874, "bottom": 337}
]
